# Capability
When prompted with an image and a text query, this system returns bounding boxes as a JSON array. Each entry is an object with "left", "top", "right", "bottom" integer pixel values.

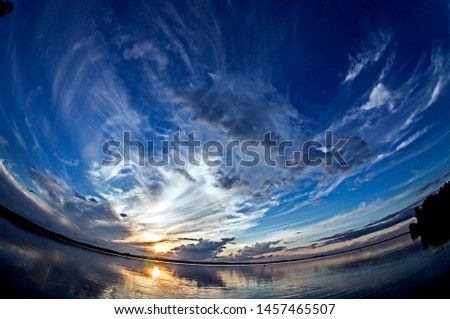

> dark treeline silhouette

[
  {"left": 0, "top": 0, "right": 14, "bottom": 18},
  {"left": 409, "top": 182, "right": 450, "bottom": 247}
]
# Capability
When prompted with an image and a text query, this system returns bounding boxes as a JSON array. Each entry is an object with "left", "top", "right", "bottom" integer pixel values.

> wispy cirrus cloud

[
  {"left": 122, "top": 40, "right": 168, "bottom": 70},
  {"left": 0, "top": 136, "right": 8, "bottom": 148},
  {"left": 343, "top": 31, "right": 391, "bottom": 83}
]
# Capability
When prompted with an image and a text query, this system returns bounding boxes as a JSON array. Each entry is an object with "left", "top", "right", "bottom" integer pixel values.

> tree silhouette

[
  {"left": 0, "top": 0, "right": 14, "bottom": 19},
  {"left": 409, "top": 182, "right": 450, "bottom": 247}
]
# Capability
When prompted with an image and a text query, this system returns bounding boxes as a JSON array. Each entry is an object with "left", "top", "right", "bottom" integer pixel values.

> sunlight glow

[
  {"left": 150, "top": 266, "right": 161, "bottom": 278},
  {"left": 151, "top": 244, "right": 167, "bottom": 254}
]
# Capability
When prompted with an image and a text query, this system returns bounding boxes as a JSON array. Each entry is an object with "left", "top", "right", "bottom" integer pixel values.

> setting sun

[{"left": 151, "top": 244, "right": 167, "bottom": 254}]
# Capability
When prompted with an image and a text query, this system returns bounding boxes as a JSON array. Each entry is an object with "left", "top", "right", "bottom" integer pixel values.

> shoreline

[{"left": 0, "top": 203, "right": 413, "bottom": 267}]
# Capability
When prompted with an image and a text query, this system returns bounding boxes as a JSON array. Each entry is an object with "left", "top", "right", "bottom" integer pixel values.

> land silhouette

[{"left": 409, "top": 182, "right": 450, "bottom": 247}]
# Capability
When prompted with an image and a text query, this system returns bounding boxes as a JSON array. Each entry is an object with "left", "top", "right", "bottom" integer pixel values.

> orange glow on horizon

[{"left": 150, "top": 244, "right": 169, "bottom": 254}]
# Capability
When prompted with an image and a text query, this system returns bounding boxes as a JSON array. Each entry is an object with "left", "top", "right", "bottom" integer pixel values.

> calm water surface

[{"left": 1, "top": 214, "right": 449, "bottom": 298}]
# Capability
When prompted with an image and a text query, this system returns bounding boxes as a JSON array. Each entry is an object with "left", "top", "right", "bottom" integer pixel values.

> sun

[{"left": 151, "top": 244, "right": 167, "bottom": 254}]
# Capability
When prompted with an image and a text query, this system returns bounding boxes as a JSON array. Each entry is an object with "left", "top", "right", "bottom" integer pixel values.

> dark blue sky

[{"left": 0, "top": 0, "right": 449, "bottom": 262}]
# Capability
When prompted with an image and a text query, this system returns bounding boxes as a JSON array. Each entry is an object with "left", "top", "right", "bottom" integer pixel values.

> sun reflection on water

[
  {"left": 108, "top": 234, "right": 417, "bottom": 298},
  {"left": 150, "top": 266, "right": 161, "bottom": 278}
]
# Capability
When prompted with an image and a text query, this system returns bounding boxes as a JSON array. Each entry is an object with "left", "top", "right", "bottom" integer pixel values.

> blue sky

[{"left": 0, "top": 0, "right": 449, "bottom": 262}]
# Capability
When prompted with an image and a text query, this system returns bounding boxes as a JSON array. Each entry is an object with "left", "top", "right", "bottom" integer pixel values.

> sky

[{"left": 0, "top": 0, "right": 449, "bottom": 262}]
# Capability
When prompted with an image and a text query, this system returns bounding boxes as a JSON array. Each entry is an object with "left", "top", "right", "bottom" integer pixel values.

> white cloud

[
  {"left": 344, "top": 31, "right": 391, "bottom": 83},
  {"left": 344, "top": 61, "right": 365, "bottom": 83},
  {"left": 51, "top": 33, "right": 106, "bottom": 119},
  {"left": 53, "top": 153, "right": 80, "bottom": 167},
  {"left": 361, "top": 83, "right": 393, "bottom": 111},
  {"left": 123, "top": 41, "right": 168, "bottom": 70},
  {"left": 11, "top": 120, "right": 27, "bottom": 150},
  {"left": 0, "top": 136, "right": 8, "bottom": 148},
  {"left": 395, "top": 127, "right": 429, "bottom": 152},
  {"left": 91, "top": 160, "right": 268, "bottom": 245}
]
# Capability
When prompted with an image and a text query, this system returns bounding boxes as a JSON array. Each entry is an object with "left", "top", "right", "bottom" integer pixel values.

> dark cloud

[
  {"left": 213, "top": 170, "right": 246, "bottom": 189},
  {"left": 27, "top": 168, "right": 131, "bottom": 241},
  {"left": 166, "top": 237, "right": 235, "bottom": 261},
  {"left": 73, "top": 191, "right": 87, "bottom": 201},
  {"left": 87, "top": 197, "right": 99, "bottom": 203},
  {"left": 235, "top": 240, "right": 286, "bottom": 260},
  {"left": 314, "top": 207, "right": 414, "bottom": 246},
  {"left": 173, "top": 75, "right": 302, "bottom": 140},
  {"left": 416, "top": 178, "right": 444, "bottom": 195},
  {"left": 176, "top": 237, "right": 200, "bottom": 241},
  {"left": 444, "top": 170, "right": 450, "bottom": 179},
  {"left": 364, "top": 207, "right": 415, "bottom": 228},
  {"left": 324, "top": 136, "right": 371, "bottom": 174},
  {"left": 173, "top": 168, "right": 196, "bottom": 182},
  {"left": 286, "top": 135, "right": 371, "bottom": 175}
]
